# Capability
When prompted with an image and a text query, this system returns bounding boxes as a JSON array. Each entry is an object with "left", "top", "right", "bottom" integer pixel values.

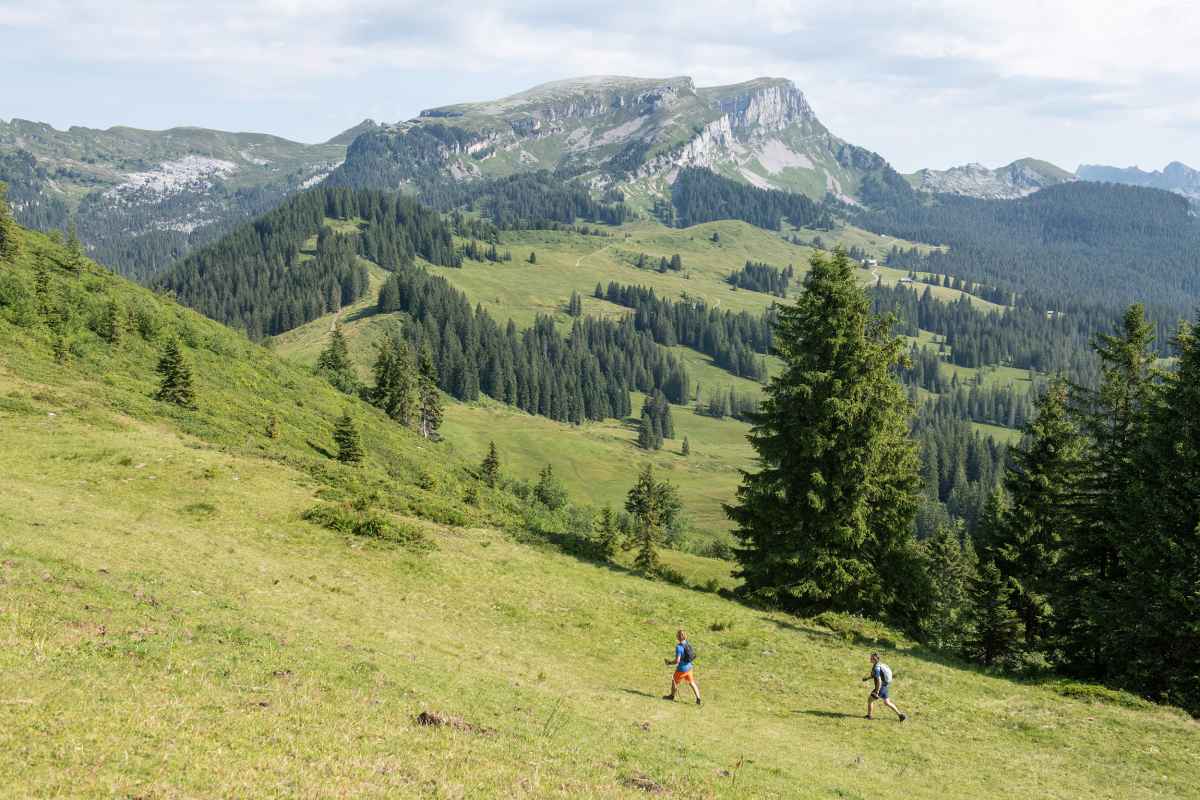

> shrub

[{"left": 302, "top": 499, "right": 431, "bottom": 551}]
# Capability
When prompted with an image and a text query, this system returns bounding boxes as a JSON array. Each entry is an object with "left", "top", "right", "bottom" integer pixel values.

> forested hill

[
  {"left": 154, "top": 186, "right": 458, "bottom": 338},
  {"left": 852, "top": 181, "right": 1200, "bottom": 317}
]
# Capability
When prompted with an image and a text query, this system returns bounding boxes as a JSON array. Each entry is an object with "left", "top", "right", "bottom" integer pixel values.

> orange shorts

[{"left": 673, "top": 670, "right": 695, "bottom": 685}]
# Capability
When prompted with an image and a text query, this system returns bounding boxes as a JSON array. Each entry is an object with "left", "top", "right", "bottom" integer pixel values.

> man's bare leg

[{"left": 884, "top": 698, "right": 905, "bottom": 719}]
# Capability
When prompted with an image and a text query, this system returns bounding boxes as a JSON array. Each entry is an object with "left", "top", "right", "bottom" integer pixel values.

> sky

[{"left": 1, "top": 0, "right": 1197, "bottom": 173}]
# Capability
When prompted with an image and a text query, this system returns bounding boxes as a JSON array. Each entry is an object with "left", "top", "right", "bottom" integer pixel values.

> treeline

[
  {"left": 376, "top": 266, "right": 692, "bottom": 424},
  {"left": 599, "top": 281, "right": 772, "bottom": 381},
  {"left": 852, "top": 181, "right": 1200, "bottom": 320},
  {"left": 421, "top": 171, "right": 629, "bottom": 228},
  {"left": 870, "top": 283, "right": 1104, "bottom": 374},
  {"left": 727, "top": 261, "right": 792, "bottom": 297},
  {"left": 696, "top": 385, "right": 759, "bottom": 421},
  {"left": 901, "top": 351, "right": 1036, "bottom": 429},
  {"left": 155, "top": 186, "right": 458, "bottom": 338},
  {"left": 670, "top": 167, "right": 832, "bottom": 230}
]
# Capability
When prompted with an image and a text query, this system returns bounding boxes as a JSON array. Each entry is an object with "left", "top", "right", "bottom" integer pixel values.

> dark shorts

[{"left": 872, "top": 684, "right": 890, "bottom": 700}]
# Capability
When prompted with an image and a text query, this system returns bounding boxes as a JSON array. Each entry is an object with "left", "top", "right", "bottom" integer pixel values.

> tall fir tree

[
  {"left": 681, "top": 436, "right": 690, "bottom": 456},
  {"left": 481, "top": 441, "right": 501, "bottom": 488},
  {"left": 369, "top": 331, "right": 416, "bottom": 424},
  {"left": 625, "top": 464, "right": 678, "bottom": 574},
  {"left": 1061, "top": 305, "right": 1157, "bottom": 675},
  {"left": 416, "top": 341, "right": 444, "bottom": 439},
  {"left": 99, "top": 298, "right": 124, "bottom": 345},
  {"left": 595, "top": 506, "right": 621, "bottom": 560},
  {"left": 332, "top": 412, "right": 364, "bottom": 464},
  {"left": 727, "top": 248, "right": 921, "bottom": 615},
  {"left": 64, "top": 223, "right": 85, "bottom": 275},
  {"left": 967, "top": 561, "right": 1022, "bottom": 666},
  {"left": 1120, "top": 315, "right": 1200, "bottom": 708},
  {"left": 990, "top": 380, "right": 1085, "bottom": 651},
  {"left": 154, "top": 338, "right": 196, "bottom": 409},
  {"left": 0, "top": 181, "right": 19, "bottom": 264},
  {"left": 316, "top": 325, "right": 358, "bottom": 394},
  {"left": 921, "top": 523, "right": 978, "bottom": 651},
  {"left": 534, "top": 463, "right": 568, "bottom": 510}
]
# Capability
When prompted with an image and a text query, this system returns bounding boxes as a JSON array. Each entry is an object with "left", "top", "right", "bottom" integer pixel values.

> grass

[
  {"left": 272, "top": 219, "right": 1028, "bottom": 538},
  {"left": 3, "top": 398, "right": 1197, "bottom": 798},
  {"left": 441, "top": 392, "right": 756, "bottom": 539},
  {"left": 2, "top": 225, "right": 1197, "bottom": 798}
]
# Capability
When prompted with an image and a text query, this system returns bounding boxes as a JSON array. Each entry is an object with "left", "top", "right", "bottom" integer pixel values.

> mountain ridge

[
  {"left": 328, "top": 75, "right": 893, "bottom": 207},
  {"left": 907, "top": 158, "right": 1075, "bottom": 199}
]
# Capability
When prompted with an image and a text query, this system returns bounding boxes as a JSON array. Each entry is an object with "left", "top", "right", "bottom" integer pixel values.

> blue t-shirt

[{"left": 676, "top": 642, "right": 692, "bottom": 672}]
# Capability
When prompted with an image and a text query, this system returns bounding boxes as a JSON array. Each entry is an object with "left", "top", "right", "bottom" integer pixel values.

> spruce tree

[
  {"left": 481, "top": 441, "right": 501, "bottom": 488},
  {"left": 64, "top": 223, "right": 84, "bottom": 275},
  {"left": 968, "top": 561, "right": 1021, "bottom": 666},
  {"left": 528, "top": 251, "right": 536, "bottom": 264},
  {"left": 1121, "top": 316, "right": 1200, "bottom": 708},
  {"left": 638, "top": 409, "right": 656, "bottom": 450},
  {"left": 681, "top": 436, "right": 690, "bottom": 456},
  {"left": 922, "top": 524, "right": 978, "bottom": 651},
  {"left": 625, "top": 464, "right": 677, "bottom": 574},
  {"left": 416, "top": 342, "right": 443, "bottom": 439},
  {"left": 332, "top": 412, "right": 364, "bottom": 464},
  {"left": 316, "top": 325, "right": 358, "bottom": 394},
  {"left": 266, "top": 414, "right": 280, "bottom": 440},
  {"left": 0, "top": 181, "right": 19, "bottom": 264},
  {"left": 595, "top": 506, "right": 621, "bottom": 560},
  {"left": 727, "top": 248, "right": 921, "bottom": 614},
  {"left": 369, "top": 332, "right": 416, "bottom": 424},
  {"left": 534, "top": 463, "right": 568, "bottom": 510},
  {"left": 154, "top": 338, "right": 196, "bottom": 409},
  {"left": 99, "top": 298, "right": 124, "bottom": 345},
  {"left": 1061, "top": 304, "right": 1157, "bottom": 673},
  {"left": 991, "top": 380, "right": 1084, "bottom": 650}
]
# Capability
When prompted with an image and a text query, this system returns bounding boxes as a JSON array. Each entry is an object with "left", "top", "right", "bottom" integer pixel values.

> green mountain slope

[
  {"left": 0, "top": 119, "right": 348, "bottom": 279},
  {"left": 1, "top": 224, "right": 1197, "bottom": 798}
]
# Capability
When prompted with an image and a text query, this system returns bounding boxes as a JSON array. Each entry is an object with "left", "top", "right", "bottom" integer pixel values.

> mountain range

[{"left": 1, "top": 76, "right": 1195, "bottom": 279}]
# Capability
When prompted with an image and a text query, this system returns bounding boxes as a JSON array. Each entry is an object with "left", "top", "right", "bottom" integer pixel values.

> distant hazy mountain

[
  {"left": 906, "top": 159, "right": 1075, "bottom": 200},
  {"left": 327, "top": 75, "right": 898, "bottom": 205},
  {"left": 0, "top": 119, "right": 350, "bottom": 279},
  {"left": 1077, "top": 162, "right": 1200, "bottom": 202}
]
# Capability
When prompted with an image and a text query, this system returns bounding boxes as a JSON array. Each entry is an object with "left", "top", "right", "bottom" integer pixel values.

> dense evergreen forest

[
  {"left": 599, "top": 281, "right": 773, "bottom": 380},
  {"left": 869, "top": 283, "right": 1107, "bottom": 374},
  {"left": 727, "top": 260, "right": 793, "bottom": 296},
  {"left": 727, "top": 247, "right": 1200, "bottom": 714},
  {"left": 155, "top": 187, "right": 459, "bottom": 337},
  {"left": 671, "top": 167, "right": 832, "bottom": 230},
  {"left": 851, "top": 181, "right": 1200, "bottom": 320},
  {"left": 375, "top": 267, "right": 691, "bottom": 424},
  {"left": 421, "top": 171, "right": 630, "bottom": 228}
]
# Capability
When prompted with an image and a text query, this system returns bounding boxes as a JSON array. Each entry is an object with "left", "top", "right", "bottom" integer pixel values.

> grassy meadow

[{"left": 2, "top": 225, "right": 1197, "bottom": 798}]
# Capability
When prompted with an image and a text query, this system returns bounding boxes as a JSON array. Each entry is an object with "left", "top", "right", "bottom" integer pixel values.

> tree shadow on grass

[
  {"left": 306, "top": 439, "right": 334, "bottom": 459},
  {"left": 795, "top": 709, "right": 859, "bottom": 719}
]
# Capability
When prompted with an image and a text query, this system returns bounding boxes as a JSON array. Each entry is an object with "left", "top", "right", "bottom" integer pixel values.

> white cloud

[{"left": 1, "top": 0, "right": 1196, "bottom": 170}]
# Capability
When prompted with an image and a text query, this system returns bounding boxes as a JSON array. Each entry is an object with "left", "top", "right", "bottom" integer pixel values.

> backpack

[
  {"left": 877, "top": 662, "right": 892, "bottom": 685},
  {"left": 682, "top": 641, "right": 696, "bottom": 664}
]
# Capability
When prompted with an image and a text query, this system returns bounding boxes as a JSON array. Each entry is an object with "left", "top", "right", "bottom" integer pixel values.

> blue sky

[{"left": 1, "top": 0, "right": 1196, "bottom": 172}]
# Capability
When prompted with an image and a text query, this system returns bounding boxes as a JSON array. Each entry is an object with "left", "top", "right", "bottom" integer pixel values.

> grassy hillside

[
  {"left": 273, "top": 218, "right": 1023, "bottom": 538},
  {"left": 2, "top": 225, "right": 1197, "bottom": 798}
]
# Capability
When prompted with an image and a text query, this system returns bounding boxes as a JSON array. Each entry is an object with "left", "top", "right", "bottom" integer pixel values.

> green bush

[
  {"left": 1053, "top": 682, "right": 1154, "bottom": 710},
  {"left": 302, "top": 500, "right": 431, "bottom": 551}
]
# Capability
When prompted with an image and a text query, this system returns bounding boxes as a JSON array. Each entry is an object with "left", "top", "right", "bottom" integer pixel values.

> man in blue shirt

[
  {"left": 663, "top": 629, "right": 702, "bottom": 705},
  {"left": 862, "top": 652, "right": 906, "bottom": 721}
]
